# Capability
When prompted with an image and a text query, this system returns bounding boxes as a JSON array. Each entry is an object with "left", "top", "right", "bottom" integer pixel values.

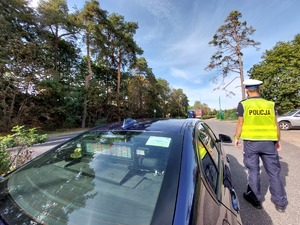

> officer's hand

[
  {"left": 275, "top": 141, "right": 281, "bottom": 151},
  {"left": 234, "top": 138, "right": 240, "bottom": 147}
]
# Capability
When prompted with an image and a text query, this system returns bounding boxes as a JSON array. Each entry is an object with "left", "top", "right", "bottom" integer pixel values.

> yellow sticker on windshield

[{"left": 146, "top": 136, "right": 171, "bottom": 148}]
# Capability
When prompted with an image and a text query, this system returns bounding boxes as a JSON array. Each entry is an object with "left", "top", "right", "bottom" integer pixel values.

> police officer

[{"left": 234, "top": 79, "right": 288, "bottom": 212}]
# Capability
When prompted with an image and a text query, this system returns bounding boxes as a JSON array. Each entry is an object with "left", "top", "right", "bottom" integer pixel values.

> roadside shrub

[
  {"left": 0, "top": 126, "right": 48, "bottom": 175},
  {"left": 224, "top": 109, "right": 238, "bottom": 120},
  {"left": 215, "top": 109, "right": 237, "bottom": 120},
  {"left": 0, "top": 147, "right": 10, "bottom": 176},
  {"left": 202, "top": 114, "right": 217, "bottom": 119},
  {"left": 224, "top": 110, "right": 238, "bottom": 120}
]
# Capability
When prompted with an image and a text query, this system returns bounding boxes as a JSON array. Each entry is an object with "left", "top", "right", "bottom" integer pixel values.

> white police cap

[{"left": 243, "top": 79, "right": 263, "bottom": 89}]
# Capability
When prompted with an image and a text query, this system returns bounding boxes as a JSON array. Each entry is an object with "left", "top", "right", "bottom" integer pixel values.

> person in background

[{"left": 234, "top": 79, "right": 288, "bottom": 213}]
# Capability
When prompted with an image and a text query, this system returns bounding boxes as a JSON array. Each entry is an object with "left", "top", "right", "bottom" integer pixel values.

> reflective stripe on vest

[{"left": 240, "top": 98, "right": 278, "bottom": 141}]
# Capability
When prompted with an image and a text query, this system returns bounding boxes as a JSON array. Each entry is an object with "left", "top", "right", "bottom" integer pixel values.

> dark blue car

[
  {"left": 0, "top": 118, "right": 241, "bottom": 225},
  {"left": 187, "top": 110, "right": 196, "bottom": 118}
]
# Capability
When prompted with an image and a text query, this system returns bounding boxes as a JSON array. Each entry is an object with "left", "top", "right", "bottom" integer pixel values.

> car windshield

[
  {"left": 282, "top": 109, "right": 298, "bottom": 116},
  {"left": 0, "top": 130, "right": 182, "bottom": 225}
]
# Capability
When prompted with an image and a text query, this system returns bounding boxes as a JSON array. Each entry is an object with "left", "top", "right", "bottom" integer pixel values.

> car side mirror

[{"left": 218, "top": 134, "right": 232, "bottom": 143}]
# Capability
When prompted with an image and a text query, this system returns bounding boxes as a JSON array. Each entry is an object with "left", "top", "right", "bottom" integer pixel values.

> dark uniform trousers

[{"left": 243, "top": 140, "right": 288, "bottom": 207}]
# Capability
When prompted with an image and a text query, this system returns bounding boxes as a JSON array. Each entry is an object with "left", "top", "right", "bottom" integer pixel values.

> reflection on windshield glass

[{"left": 0, "top": 130, "right": 180, "bottom": 225}]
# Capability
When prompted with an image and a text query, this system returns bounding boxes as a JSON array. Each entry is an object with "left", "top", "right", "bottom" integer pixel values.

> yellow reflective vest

[
  {"left": 198, "top": 145, "right": 207, "bottom": 159},
  {"left": 240, "top": 98, "right": 278, "bottom": 141}
]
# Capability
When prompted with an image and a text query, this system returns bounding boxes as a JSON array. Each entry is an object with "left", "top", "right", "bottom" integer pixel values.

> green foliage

[
  {"left": 202, "top": 115, "right": 216, "bottom": 120},
  {"left": 168, "top": 89, "right": 189, "bottom": 118},
  {"left": 192, "top": 101, "right": 212, "bottom": 116},
  {"left": 0, "top": 146, "right": 10, "bottom": 176},
  {"left": 8, "top": 126, "right": 48, "bottom": 147},
  {"left": 0, "top": 126, "right": 48, "bottom": 175},
  {"left": 213, "top": 109, "right": 237, "bottom": 120},
  {"left": 0, "top": 0, "right": 42, "bottom": 131},
  {"left": 223, "top": 109, "right": 238, "bottom": 120},
  {"left": 249, "top": 34, "right": 300, "bottom": 114},
  {"left": 38, "top": 0, "right": 79, "bottom": 80}
]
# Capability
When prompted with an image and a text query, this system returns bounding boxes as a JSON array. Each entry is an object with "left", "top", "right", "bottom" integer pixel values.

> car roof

[{"left": 94, "top": 118, "right": 200, "bottom": 134}]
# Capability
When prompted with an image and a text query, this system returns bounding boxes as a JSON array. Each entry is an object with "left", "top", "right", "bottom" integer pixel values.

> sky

[{"left": 29, "top": 0, "right": 300, "bottom": 109}]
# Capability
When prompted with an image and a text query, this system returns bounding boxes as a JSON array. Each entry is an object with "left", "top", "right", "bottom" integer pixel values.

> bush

[
  {"left": 0, "top": 147, "right": 10, "bottom": 176},
  {"left": 223, "top": 109, "right": 238, "bottom": 120},
  {"left": 202, "top": 114, "right": 217, "bottom": 119},
  {"left": 215, "top": 109, "right": 237, "bottom": 120},
  {"left": 0, "top": 126, "right": 48, "bottom": 175}
]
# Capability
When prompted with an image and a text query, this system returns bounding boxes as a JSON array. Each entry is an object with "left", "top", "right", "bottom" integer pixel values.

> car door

[
  {"left": 194, "top": 123, "right": 239, "bottom": 225},
  {"left": 292, "top": 110, "right": 300, "bottom": 126}
]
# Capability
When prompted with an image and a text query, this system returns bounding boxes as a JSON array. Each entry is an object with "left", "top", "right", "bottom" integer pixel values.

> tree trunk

[
  {"left": 81, "top": 96, "right": 87, "bottom": 128},
  {"left": 237, "top": 50, "right": 245, "bottom": 99},
  {"left": 82, "top": 32, "right": 93, "bottom": 128},
  {"left": 117, "top": 48, "right": 121, "bottom": 122},
  {"left": 53, "top": 24, "right": 60, "bottom": 81},
  {"left": 7, "top": 91, "right": 16, "bottom": 129}
]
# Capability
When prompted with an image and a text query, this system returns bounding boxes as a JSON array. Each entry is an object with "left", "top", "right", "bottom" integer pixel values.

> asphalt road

[
  {"left": 30, "top": 131, "right": 86, "bottom": 158},
  {"left": 206, "top": 119, "right": 300, "bottom": 225}
]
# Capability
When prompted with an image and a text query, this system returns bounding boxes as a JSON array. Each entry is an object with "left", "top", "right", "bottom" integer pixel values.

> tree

[
  {"left": 206, "top": 10, "right": 260, "bottom": 99},
  {"left": 104, "top": 13, "right": 143, "bottom": 121},
  {"left": 0, "top": 0, "right": 41, "bottom": 130},
  {"left": 156, "top": 79, "right": 171, "bottom": 118},
  {"left": 168, "top": 89, "right": 189, "bottom": 118},
  {"left": 77, "top": 0, "right": 108, "bottom": 128},
  {"left": 37, "top": 0, "right": 79, "bottom": 80},
  {"left": 128, "top": 57, "right": 156, "bottom": 118},
  {"left": 249, "top": 34, "right": 300, "bottom": 113},
  {"left": 193, "top": 101, "right": 211, "bottom": 116}
]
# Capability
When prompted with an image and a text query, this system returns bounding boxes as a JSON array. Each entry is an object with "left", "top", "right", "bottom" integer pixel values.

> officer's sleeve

[
  {"left": 274, "top": 106, "right": 279, "bottom": 116},
  {"left": 236, "top": 102, "right": 244, "bottom": 117}
]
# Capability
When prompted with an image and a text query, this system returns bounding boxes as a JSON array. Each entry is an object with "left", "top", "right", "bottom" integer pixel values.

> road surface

[{"left": 30, "top": 132, "right": 85, "bottom": 158}]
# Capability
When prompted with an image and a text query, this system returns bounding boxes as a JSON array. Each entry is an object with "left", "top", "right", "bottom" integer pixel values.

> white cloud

[
  {"left": 139, "top": 0, "right": 182, "bottom": 28},
  {"left": 164, "top": 33, "right": 211, "bottom": 66},
  {"left": 170, "top": 67, "right": 189, "bottom": 79}
]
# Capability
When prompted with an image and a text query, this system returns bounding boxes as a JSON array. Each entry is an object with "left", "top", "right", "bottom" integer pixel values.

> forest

[{"left": 0, "top": 0, "right": 193, "bottom": 132}]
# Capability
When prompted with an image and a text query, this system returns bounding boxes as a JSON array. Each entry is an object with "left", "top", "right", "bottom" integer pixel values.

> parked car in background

[
  {"left": 187, "top": 109, "right": 202, "bottom": 118},
  {"left": 0, "top": 118, "right": 241, "bottom": 225},
  {"left": 277, "top": 109, "right": 300, "bottom": 130}
]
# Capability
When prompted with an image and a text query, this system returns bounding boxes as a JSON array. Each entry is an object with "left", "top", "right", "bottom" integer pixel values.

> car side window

[
  {"left": 199, "top": 123, "right": 219, "bottom": 165},
  {"left": 196, "top": 124, "right": 219, "bottom": 192}
]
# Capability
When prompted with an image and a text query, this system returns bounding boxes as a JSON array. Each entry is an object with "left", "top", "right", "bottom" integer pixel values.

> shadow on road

[{"left": 228, "top": 154, "right": 274, "bottom": 225}]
